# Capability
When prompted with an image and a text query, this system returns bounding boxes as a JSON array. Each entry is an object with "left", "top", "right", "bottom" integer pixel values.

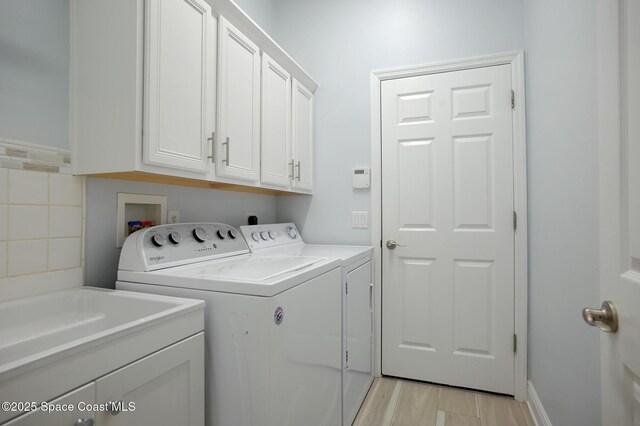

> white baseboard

[{"left": 526, "top": 380, "right": 552, "bottom": 426}]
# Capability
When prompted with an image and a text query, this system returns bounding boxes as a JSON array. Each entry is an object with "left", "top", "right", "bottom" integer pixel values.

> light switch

[
  {"left": 359, "top": 212, "right": 368, "bottom": 228},
  {"left": 351, "top": 211, "right": 368, "bottom": 229},
  {"left": 352, "top": 211, "right": 359, "bottom": 228}
]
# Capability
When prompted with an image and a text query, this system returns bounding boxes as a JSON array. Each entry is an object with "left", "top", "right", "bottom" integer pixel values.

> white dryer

[
  {"left": 240, "top": 223, "right": 374, "bottom": 426},
  {"left": 116, "top": 223, "right": 342, "bottom": 426}
]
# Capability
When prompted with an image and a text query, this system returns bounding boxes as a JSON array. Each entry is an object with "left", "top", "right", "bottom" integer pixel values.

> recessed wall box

[
  {"left": 352, "top": 168, "right": 370, "bottom": 189},
  {"left": 116, "top": 193, "right": 167, "bottom": 247}
]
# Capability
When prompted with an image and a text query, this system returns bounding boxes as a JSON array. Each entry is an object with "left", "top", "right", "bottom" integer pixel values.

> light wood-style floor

[{"left": 353, "top": 377, "right": 535, "bottom": 426}]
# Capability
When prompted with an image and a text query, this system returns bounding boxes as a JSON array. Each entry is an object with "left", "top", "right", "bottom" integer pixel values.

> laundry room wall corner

[
  {"left": 524, "top": 0, "right": 601, "bottom": 424},
  {"left": 270, "top": 0, "right": 525, "bottom": 245}
]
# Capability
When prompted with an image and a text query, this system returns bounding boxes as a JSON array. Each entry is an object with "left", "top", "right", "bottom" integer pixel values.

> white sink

[
  {"left": 0, "top": 286, "right": 204, "bottom": 421},
  {"left": 0, "top": 287, "right": 203, "bottom": 377}
]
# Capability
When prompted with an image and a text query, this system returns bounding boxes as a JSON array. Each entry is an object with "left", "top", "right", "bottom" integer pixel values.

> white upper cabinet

[
  {"left": 71, "top": 0, "right": 216, "bottom": 179},
  {"left": 71, "top": 0, "right": 316, "bottom": 194},
  {"left": 144, "top": 0, "right": 215, "bottom": 174},
  {"left": 216, "top": 17, "right": 261, "bottom": 182},
  {"left": 291, "top": 79, "right": 314, "bottom": 191},
  {"left": 261, "top": 53, "right": 292, "bottom": 187}
]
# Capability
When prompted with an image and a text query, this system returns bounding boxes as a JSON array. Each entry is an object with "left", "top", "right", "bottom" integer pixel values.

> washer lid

[
  {"left": 117, "top": 254, "right": 341, "bottom": 297},
  {"left": 170, "top": 255, "right": 326, "bottom": 281}
]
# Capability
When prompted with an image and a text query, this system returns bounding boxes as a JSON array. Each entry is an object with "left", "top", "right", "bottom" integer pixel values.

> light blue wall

[
  {"left": 85, "top": 178, "right": 277, "bottom": 287},
  {"left": 0, "top": 0, "right": 69, "bottom": 148},
  {"left": 231, "top": 0, "right": 277, "bottom": 34},
  {"left": 524, "top": 0, "right": 601, "bottom": 424},
  {"left": 270, "top": 0, "right": 526, "bottom": 243}
]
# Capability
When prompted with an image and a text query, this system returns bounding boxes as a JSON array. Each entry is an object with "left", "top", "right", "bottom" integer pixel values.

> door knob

[
  {"left": 386, "top": 240, "right": 405, "bottom": 250},
  {"left": 582, "top": 300, "right": 618, "bottom": 333}
]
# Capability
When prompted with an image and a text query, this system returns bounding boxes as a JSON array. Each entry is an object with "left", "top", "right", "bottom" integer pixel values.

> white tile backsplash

[
  {"left": 0, "top": 163, "right": 85, "bottom": 302},
  {"left": 48, "top": 238, "right": 82, "bottom": 270},
  {"left": 9, "top": 169, "right": 48, "bottom": 204},
  {"left": 49, "top": 206, "right": 82, "bottom": 238},
  {"left": 49, "top": 174, "right": 82, "bottom": 206},
  {"left": 8, "top": 239, "right": 48, "bottom": 276},
  {"left": 0, "top": 205, "right": 6, "bottom": 241},
  {"left": 0, "top": 168, "right": 7, "bottom": 203},
  {"left": 9, "top": 205, "right": 48, "bottom": 240},
  {"left": 0, "top": 242, "right": 6, "bottom": 278}
]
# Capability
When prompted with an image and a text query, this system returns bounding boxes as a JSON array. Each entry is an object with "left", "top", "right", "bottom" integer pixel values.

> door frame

[{"left": 369, "top": 50, "right": 528, "bottom": 400}]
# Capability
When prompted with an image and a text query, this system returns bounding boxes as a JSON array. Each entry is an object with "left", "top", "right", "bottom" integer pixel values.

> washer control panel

[
  {"left": 239, "top": 223, "right": 303, "bottom": 251},
  {"left": 119, "top": 223, "right": 248, "bottom": 271}
]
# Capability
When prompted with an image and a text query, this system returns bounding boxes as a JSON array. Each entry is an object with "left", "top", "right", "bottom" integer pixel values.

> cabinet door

[
  {"left": 261, "top": 53, "right": 292, "bottom": 187},
  {"left": 291, "top": 79, "right": 314, "bottom": 191},
  {"left": 344, "top": 261, "right": 374, "bottom": 426},
  {"left": 4, "top": 383, "right": 95, "bottom": 426},
  {"left": 143, "top": 0, "right": 214, "bottom": 174},
  {"left": 95, "top": 333, "right": 204, "bottom": 426},
  {"left": 217, "top": 17, "right": 261, "bottom": 182}
]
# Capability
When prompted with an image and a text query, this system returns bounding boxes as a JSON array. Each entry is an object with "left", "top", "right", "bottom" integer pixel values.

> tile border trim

[{"left": 0, "top": 137, "right": 71, "bottom": 174}]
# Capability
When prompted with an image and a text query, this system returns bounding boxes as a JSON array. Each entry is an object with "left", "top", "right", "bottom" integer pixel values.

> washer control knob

[
  {"left": 286, "top": 227, "right": 297, "bottom": 239},
  {"left": 193, "top": 227, "right": 207, "bottom": 243},
  {"left": 268, "top": 231, "right": 276, "bottom": 240},
  {"left": 151, "top": 234, "right": 166, "bottom": 247},
  {"left": 251, "top": 232, "right": 260, "bottom": 242},
  {"left": 260, "top": 231, "right": 269, "bottom": 241},
  {"left": 228, "top": 229, "right": 238, "bottom": 239},
  {"left": 216, "top": 230, "right": 226, "bottom": 240},
  {"left": 168, "top": 232, "right": 182, "bottom": 244}
]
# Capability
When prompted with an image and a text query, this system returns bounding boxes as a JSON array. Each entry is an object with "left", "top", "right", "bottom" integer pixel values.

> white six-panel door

[
  {"left": 597, "top": 1, "right": 640, "bottom": 423},
  {"left": 217, "top": 17, "right": 260, "bottom": 182},
  {"left": 381, "top": 64, "right": 515, "bottom": 394},
  {"left": 143, "top": 0, "right": 214, "bottom": 174}
]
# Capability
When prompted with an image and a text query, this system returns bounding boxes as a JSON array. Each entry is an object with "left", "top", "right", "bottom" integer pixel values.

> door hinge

[
  {"left": 513, "top": 334, "right": 517, "bottom": 353},
  {"left": 511, "top": 90, "right": 515, "bottom": 110},
  {"left": 346, "top": 282, "right": 348, "bottom": 294},
  {"left": 380, "top": 239, "right": 383, "bottom": 248},
  {"left": 346, "top": 350, "right": 349, "bottom": 364},
  {"left": 513, "top": 211, "right": 517, "bottom": 231}
]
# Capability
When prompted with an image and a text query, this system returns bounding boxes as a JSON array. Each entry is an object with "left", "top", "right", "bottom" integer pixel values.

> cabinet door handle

[
  {"left": 295, "top": 161, "right": 301, "bottom": 181},
  {"left": 369, "top": 283, "right": 373, "bottom": 311},
  {"left": 222, "top": 137, "right": 230, "bottom": 165},
  {"left": 289, "top": 160, "right": 295, "bottom": 179},
  {"left": 207, "top": 132, "right": 215, "bottom": 162}
]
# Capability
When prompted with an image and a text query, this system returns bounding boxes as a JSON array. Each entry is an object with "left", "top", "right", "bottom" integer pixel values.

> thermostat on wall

[{"left": 353, "top": 168, "right": 370, "bottom": 189}]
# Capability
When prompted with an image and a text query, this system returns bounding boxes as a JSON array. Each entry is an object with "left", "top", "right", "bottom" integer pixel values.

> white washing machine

[
  {"left": 116, "top": 223, "right": 342, "bottom": 426},
  {"left": 240, "top": 223, "right": 374, "bottom": 426}
]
